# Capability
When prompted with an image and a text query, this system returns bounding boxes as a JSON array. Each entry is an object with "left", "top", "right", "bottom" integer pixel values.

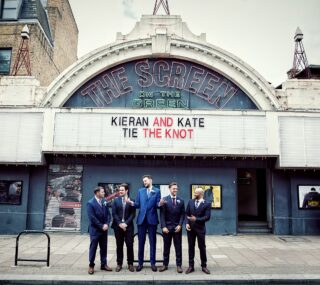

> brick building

[{"left": 0, "top": 0, "right": 78, "bottom": 86}]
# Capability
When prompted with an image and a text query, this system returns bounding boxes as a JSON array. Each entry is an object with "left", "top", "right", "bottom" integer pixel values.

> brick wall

[
  {"left": 0, "top": 0, "right": 78, "bottom": 86},
  {"left": 47, "top": 0, "right": 78, "bottom": 73}
]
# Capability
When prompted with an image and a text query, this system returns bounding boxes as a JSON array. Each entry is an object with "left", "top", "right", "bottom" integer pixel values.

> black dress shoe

[
  {"left": 202, "top": 267, "right": 211, "bottom": 274},
  {"left": 151, "top": 265, "right": 157, "bottom": 272},
  {"left": 115, "top": 265, "right": 122, "bottom": 272},
  {"left": 159, "top": 265, "right": 168, "bottom": 272},
  {"left": 128, "top": 264, "right": 134, "bottom": 272},
  {"left": 185, "top": 267, "right": 194, "bottom": 274},
  {"left": 136, "top": 265, "right": 143, "bottom": 272}
]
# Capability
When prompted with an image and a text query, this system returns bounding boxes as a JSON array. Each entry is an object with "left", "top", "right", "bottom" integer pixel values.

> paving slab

[{"left": 0, "top": 234, "right": 320, "bottom": 284}]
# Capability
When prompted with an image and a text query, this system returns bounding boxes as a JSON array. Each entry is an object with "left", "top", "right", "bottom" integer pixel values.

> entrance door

[{"left": 237, "top": 169, "right": 269, "bottom": 233}]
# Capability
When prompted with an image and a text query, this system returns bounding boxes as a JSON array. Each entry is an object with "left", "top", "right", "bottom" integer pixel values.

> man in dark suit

[
  {"left": 185, "top": 187, "right": 211, "bottom": 274},
  {"left": 127, "top": 175, "right": 165, "bottom": 272},
  {"left": 112, "top": 183, "right": 136, "bottom": 272},
  {"left": 159, "top": 182, "right": 185, "bottom": 273},
  {"left": 87, "top": 186, "right": 112, "bottom": 275}
]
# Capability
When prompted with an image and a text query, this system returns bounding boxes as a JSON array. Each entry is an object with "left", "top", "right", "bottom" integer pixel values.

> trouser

[
  {"left": 114, "top": 225, "right": 134, "bottom": 265},
  {"left": 89, "top": 232, "right": 108, "bottom": 267},
  {"left": 137, "top": 220, "right": 157, "bottom": 266},
  {"left": 187, "top": 228, "right": 207, "bottom": 268},
  {"left": 162, "top": 229, "right": 182, "bottom": 266}
]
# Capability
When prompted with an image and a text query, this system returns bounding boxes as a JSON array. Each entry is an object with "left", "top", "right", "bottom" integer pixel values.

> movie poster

[
  {"left": 298, "top": 185, "right": 320, "bottom": 209},
  {"left": 153, "top": 184, "right": 170, "bottom": 198},
  {"left": 0, "top": 180, "right": 23, "bottom": 205},
  {"left": 98, "top": 183, "right": 129, "bottom": 206},
  {"left": 44, "top": 165, "right": 83, "bottom": 231},
  {"left": 191, "top": 184, "right": 222, "bottom": 209}
]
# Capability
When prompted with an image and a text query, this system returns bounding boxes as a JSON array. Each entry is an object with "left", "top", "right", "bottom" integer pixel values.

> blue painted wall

[
  {"left": 273, "top": 170, "right": 320, "bottom": 235},
  {"left": 273, "top": 171, "right": 291, "bottom": 235},
  {"left": 2, "top": 160, "right": 320, "bottom": 236},
  {"left": 26, "top": 167, "right": 47, "bottom": 231},
  {"left": 290, "top": 174, "right": 320, "bottom": 235},
  {"left": 81, "top": 164, "right": 237, "bottom": 235},
  {"left": 0, "top": 167, "right": 30, "bottom": 234}
]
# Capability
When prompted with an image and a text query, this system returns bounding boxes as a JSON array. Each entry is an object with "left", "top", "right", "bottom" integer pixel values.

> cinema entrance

[{"left": 237, "top": 169, "right": 272, "bottom": 234}]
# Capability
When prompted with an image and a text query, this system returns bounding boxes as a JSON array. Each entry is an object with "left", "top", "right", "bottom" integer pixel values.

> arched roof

[{"left": 42, "top": 15, "right": 280, "bottom": 110}]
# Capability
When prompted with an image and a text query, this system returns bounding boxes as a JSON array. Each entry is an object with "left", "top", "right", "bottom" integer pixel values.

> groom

[
  {"left": 87, "top": 186, "right": 112, "bottom": 275},
  {"left": 127, "top": 175, "right": 165, "bottom": 272}
]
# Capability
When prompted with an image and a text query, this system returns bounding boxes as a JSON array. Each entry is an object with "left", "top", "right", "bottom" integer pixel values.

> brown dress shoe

[
  {"left": 177, "top": 266, "right": 183, "bottom": 273},
  {"left": 159, "top": 265, "right": 168, "bottom": 272},
  {"left": 185, "top": 267, "right": 194, "bottom": 274},
  {"left": 128, "top": 264, "right": 134, "bottom": 272},
  {"left": 88, "top": 266, "right": 94, "bottom": 275},
  {"left": 202, "top": 267, "right": 211, "bottom": 274},
  {"left": 101, "top": 264, "right": 112, "bottom": 271},
  {"left": 115, "top": 265, "right": 122, "bottom": 272}
]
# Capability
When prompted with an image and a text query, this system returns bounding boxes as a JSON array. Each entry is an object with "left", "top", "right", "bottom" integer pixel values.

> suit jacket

[
  {"left": 111, "top": 196, "right": 136, "bottom": 229},
  {"left": 134, "top": 186, "right": 160, "bottom": 226},
  {"left": 160, "top": 195, "right": 185, "bottom": 231},
  {"left": 87, "top": 197, "right": 111, "bottom": 236},
  {"left": 185, "top": 199, "right": 211, "bottom": 232}
]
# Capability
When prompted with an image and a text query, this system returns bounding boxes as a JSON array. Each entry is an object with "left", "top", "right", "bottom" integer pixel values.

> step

[
  {"left": 238, "top": 221, "right": 272, "bottom": 234},
  {"left": 238, "top": 227, "right": 272, "bottom": 234}
]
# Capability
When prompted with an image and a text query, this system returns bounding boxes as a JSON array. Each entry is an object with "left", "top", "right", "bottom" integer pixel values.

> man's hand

[
  {"left": 174, "top": 225, "right": 182, "bottom": 233},
  {"left": 186, "top": 224, "right": 191, "bottom": 231},
  {"left": 119, "top": 223, "right": 127, "bottom": 231},
  {"left": 159, "top": 198, "right": 167, "bottom": 206},
  {"left": 125, "top": 198, "right": 134, "bottom": 206},
  {"left": 162, "top": 227, "right": 169, "bottom": 234},
  {"left": 102, "top": 224, "right": 108, "bottom": 231},
  {"left": 188, "top": 215, "right": 196, "bottom": 222}
]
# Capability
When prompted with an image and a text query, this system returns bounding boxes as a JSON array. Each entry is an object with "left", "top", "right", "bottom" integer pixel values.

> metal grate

[{"left": 278, "top": 236, "right": 310, "bottom": 242}]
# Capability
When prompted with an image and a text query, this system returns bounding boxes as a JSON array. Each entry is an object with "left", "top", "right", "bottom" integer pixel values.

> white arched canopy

[{"left": 42, "top": 16, "right": 279, "bottom": 110}]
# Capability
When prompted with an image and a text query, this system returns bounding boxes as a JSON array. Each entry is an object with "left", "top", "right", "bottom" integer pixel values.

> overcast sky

[{"left": 68, "top": 0, "right": 320, "bottom": 86}]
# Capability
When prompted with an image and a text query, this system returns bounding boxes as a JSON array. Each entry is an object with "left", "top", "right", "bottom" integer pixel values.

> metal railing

[{"left": 15, "top": 230, "right": 50, "bottom": 267}]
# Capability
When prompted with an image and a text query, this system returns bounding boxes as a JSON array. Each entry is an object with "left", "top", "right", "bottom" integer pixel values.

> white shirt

[
  {"left": 95, "top": 196, "right": 102, "bottom": 206},
  {"left": 195, "top": 198, "right": 204, "bottom": 208}
]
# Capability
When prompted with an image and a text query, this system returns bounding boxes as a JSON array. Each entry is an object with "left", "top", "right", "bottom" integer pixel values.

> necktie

[
  {"left": 122, "top": 197, "right": 125, "bottom": 222},
  {"left": 195, "top": 200, "right": 199, "bottom": 208},
  {"left": 172, "top": 197, "right": 176, "bottom": 206},
  {"left": 147, "top": 189, "right": 150, "bottom": 198},
  {"left": 98, "top": 199, "right": 102, "bottom": 207}
]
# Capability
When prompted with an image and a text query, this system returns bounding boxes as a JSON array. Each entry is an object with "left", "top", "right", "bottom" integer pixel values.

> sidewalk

[{"left": 0, "top": 233, "right": 320, "bottom": 284}]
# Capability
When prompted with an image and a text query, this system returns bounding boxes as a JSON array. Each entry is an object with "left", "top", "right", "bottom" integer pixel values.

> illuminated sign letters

[{"left": 65, "top": 59, "right": 257, "bottom": 110}]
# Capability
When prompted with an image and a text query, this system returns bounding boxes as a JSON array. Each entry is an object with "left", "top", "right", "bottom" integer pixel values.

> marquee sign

[
  {"left": 64, "top": 59, "right": 257, "bottom": 110},
  {"left": 53, "top": 112, "right": 268, "bottom": 156},
  {"left": 111, "top": 115, "right": 205, "bottom": 139}
]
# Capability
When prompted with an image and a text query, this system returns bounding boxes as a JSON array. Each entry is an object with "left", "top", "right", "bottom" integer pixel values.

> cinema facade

[{"left": 1, "top": 15, "right": 320, "bottom": 235}]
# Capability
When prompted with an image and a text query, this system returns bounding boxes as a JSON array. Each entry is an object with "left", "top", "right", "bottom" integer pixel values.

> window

[
  {"left": 40, "top": 0, "right": 47, "bottom": 7},
  {"left": 1, "top": 0, "right": 20, "bottom": 20},
  {"left": 0, "top": 48, "right": 12, "bottom": 74}
]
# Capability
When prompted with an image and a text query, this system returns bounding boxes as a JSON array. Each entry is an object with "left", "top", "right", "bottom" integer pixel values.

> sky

[{"left": 68, "top": 0, "right": 320, "bottom": 87}]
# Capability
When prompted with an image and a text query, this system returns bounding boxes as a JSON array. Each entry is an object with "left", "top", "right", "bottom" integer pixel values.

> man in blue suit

[
  {"left": 159, "top": 182, "right": 185, "bottom": 273},
  {"left": 112, "top": 183, "right": 136, "bottom": 272},
  {"left": 127, "top": 175, "right": 165, "bottom": 272},
  {"left": 87, "top": 186, "right": 112, "bottom": 275}
]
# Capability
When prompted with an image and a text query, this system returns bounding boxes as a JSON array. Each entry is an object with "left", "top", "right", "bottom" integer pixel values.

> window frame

[
  {"left": 0, "top": 48, "right": 12, "bottom": 75},
  {"left": 0, "top": 0, "right": 20, "bottom": 20}
]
